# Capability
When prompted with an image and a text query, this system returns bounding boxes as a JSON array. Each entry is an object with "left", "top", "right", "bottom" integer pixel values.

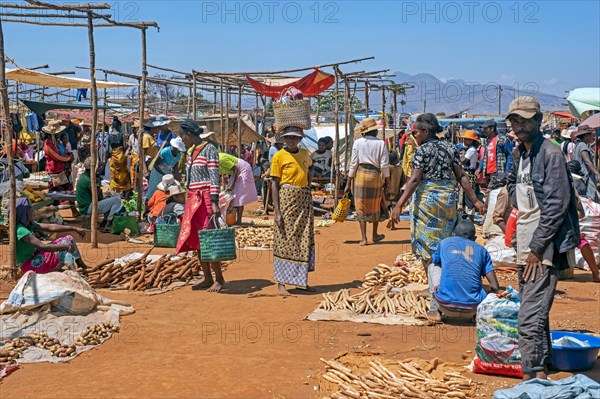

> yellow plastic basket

[{"left": 332, "top": 194, "right": 351, "bottom": 223}]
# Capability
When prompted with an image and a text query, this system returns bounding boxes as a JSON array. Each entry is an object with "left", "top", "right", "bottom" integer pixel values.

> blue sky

[{"left": 3, "top": 0, "right": 599, "bottom": 97}]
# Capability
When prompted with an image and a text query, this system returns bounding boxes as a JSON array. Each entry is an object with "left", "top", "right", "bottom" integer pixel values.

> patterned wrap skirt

[
  {"left": 176, "top": 187, "right": 214, "bottom": 254},
  {"left": 353, "top": 164, "right": 382, "bottom": 222},
  {"left": 109, "top": 147, "right": 131, "bottom": 192},
  {"left": 273, "top": 185, "right": 315, "bottom": 287},
  {"left": 410, "top": 180, "right": 458, "bottom": 261},
  {"left": 20, "top": 236, "right": 81, "bottom": 274}
]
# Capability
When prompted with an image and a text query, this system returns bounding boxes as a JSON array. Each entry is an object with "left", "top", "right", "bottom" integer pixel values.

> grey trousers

[
  {"left": 517, "top": 264, "right": 558, "bottom": 374},
  {"left": 86, "top": 196, "right": 122, "bottom": 221}
]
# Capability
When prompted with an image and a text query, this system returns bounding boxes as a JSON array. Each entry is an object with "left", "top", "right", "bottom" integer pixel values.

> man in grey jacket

[{"left": 506, "top": 96, "right": 580, "bottom": 381}]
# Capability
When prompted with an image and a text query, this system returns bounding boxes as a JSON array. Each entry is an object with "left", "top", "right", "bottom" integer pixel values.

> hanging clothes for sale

[
  {"left": 76, "top": 88, "right": 88, "bottom": 101},
  {"left": 26, "top": 112, "right": 40, "bottom": 133}
]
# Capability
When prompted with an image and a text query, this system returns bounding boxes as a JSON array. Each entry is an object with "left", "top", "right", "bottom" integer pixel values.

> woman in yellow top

[
  {"left": 270, "top": 126, "right": 315, "bottom": 296},
  {"left": 401, "top": 126, "right": 418, "bottom": 179}
]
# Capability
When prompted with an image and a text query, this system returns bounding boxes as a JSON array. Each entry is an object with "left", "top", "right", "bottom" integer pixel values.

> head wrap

[
  {"left": 180, "top": 119, "right": 203, "bottom": 136},
  {"left": 8, "top": 197, "right": 31, "bottom": 228}
]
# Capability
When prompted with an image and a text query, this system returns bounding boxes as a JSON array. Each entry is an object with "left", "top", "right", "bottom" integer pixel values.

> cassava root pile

[
  {"left": 1, "top": 332, "right": 77, "bottom": 362},
  {"left": 318, "top": 287, "right": 429, "bottom": 317},
  {"left": 87, "top": 248, "right": 202, "bottom": 291},
  {"left": 76, "top": 322, "right": 119, "bottom": 346},
  {"left": 320, "top": 357, "right": 477, "bottom": 399},
  {"left": 236, "top": 227, "right": 273, "bottom": 249},
  {"left": 362, "top": 264, "right": 411, "bottom": 288}
]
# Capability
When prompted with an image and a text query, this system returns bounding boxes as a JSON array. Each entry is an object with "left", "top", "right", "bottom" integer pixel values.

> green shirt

[
  {"left": 219, "top": 153, "right": 239, "bottom": 175},
  {"left": 76, "top": 171, "right": 92, "bottom": 214},
  {"left": 16, "top": 223, "right": 36, "bottom": 266}
]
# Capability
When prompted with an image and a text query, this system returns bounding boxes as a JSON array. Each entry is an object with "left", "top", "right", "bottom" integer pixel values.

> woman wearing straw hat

[
  {"left": 176, "top": 120, "right": 224, "bottom": 293},
  {"left": 344, "top": 117, "right": 391, "bottom": 246},
  {"left": 42, "top": 120, "right": 73, "bottom": 192},
  {"left": 145, "top": 136, "right": 186, "bottom": 201},
  {"left": 218, "top": 151, "right": 258, "bottom": 225}
]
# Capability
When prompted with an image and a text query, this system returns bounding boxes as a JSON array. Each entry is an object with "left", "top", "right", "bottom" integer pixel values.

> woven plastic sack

[
  {"left": 154, "top": 224, "right": 181, "bottom": 248},
  {"left": 273, "top": 99, "right": 311, "bottom": 132},
  {"left": 199, "top": 216, "right": 237, "bottom": 262},
  {"left": 471, "top": 286, "right": 523, "bottom": 378},
  {"left": 332, "top": 194, "right": 351, "bottom": 222}
]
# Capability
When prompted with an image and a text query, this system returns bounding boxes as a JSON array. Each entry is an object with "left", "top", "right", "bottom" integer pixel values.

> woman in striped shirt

[{"left": 175, "top": 119, "right": 224, "bottom": 292}]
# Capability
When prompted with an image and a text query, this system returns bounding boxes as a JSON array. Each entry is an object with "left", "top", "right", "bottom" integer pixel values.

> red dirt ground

[{"left": 1, "top": 215, "right": 599, "bottom": 398}]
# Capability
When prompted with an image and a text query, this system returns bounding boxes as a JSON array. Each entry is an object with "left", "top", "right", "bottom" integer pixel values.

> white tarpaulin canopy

[
  {"left": 566, "top": 88, "right": 600, "bottom": 117},
  {"left": 6, "top": 68, "right": 135, "bottom": 89}
]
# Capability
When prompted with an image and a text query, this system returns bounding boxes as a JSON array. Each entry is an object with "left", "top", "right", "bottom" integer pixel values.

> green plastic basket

[
  {"left": 199, "top": 217, "right": 237, "bottom": 262},
  {"left": 154, "top": 223, "right": 181, "bottom": 248}
]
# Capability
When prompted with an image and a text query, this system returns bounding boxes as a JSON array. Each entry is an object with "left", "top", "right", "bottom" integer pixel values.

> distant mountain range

[{"left": 365, "top": 71, "right": 568, "bottom": 116}]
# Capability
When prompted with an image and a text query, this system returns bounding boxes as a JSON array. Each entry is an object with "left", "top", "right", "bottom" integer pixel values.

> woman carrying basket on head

[
  {"left": 271, "top": 89, "right": 316, "bottom": 296},
  {"left": 175, "top": 120, "right": 224, "bottom": 293}
]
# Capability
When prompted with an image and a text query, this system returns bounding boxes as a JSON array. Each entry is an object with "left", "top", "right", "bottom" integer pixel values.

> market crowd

[{"left": 6, "top": 94, "right": 599, "bottom": 382}]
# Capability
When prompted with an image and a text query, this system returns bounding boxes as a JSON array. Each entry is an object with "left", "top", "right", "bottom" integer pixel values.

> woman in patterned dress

[
  {"left": 271, "top": 126, "right": 315, "bottom": 296},
  {"left": 175, "top": 119, "right": 224, "bottom": 293},
  {"left": 391, "top": 113, "right": 484, "bottom": 269}
]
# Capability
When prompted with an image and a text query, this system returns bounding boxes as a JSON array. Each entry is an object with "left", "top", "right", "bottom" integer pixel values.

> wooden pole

[
  {"left": 333, "top": 73, "right": 340, "bottom": 206},
  {"left": 343, "top": 77, "right": 350, "bottom": 172},
  {"left": 137, "top": 27, "right": 147, "bottom": 217},
  {"left": 237, "top": 84, "right": 242, "bottom": 156},
  {"left": 315, "top": 95, "right": 320, "bottom": 125},
  {"left": 393, "top": 88, "right": 398, "bottom": 150},
  {"left": 212, "top": 89, "right": 217, "bottom": 115},
  {"left": 164, "top": 84, "right": 169, "bottom": 115},
  {"left": 192, "top": 74, "right": 197, "bottom": 119},
  {"left": 86, "top": 11, "right": 99, "bottom": 248},
  {"left": 219, "top": 78, "right": 224, "bottom": 145},
  {"left": 225, "top": 87, "right": 230, "bottom": 152},
  {"left": 0, "top": 20, "right": 18, "bottom": 280},
  {"left": 364, "top": 82, "right": 369, "bottom": 117},
  {"left": 101, "top": 71, "right": 107, "bottom": 161},
  {"left": 381, "top": 87, "right": 386, "bottom": 143}
]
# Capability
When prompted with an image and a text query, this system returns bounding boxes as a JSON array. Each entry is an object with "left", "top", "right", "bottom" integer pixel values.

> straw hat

[
  {"left": 80, "top": 120, "right": 92, "bottom": 127},
  {"left": 166, "top": 184, "right": 186, "bottom": 199},
  {"left": 132, "top": 119, "right": 141, "bottom": 128},
  {"left": 42, "top": 119, "right": 66, "bottom": 135},
  {"left": 561, "top": 129, "right": 572, "bottom": 140},
  {"left": 354, "top": 117, "right": 379, "bottom": 135},
  {"left": 574, "top": 124, "right": 595, "bottom": 138},
  {"left": 200, "top": 131, "right": 217, "bottom": 141},
  {"left": 280, "top": 126, "right": 304, "bottom": 138},
  {"left": 460, "top": 130, "right": 480, "bottom": 142},
  {"left": 156, "top": 174, "right": 179, "bottom": 192}
]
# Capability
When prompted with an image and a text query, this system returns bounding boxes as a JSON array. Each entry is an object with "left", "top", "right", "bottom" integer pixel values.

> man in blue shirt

[
  {"left": 427, "top": 218, "right": 499, "bottom": 322},
  {"left": 153, "top": 115, "right": 174, "bottom": 150}
]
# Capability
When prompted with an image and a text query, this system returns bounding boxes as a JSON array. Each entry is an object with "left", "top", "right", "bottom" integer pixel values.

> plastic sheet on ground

[
  {"left": 305, "top": 308, "right": 432, "bottom": 326},
  {"left": 492, "top": 374, "right": 600, "bottom": 399},
  {"left": 0, "top": 271, "right": 134, "bottom": 364}
]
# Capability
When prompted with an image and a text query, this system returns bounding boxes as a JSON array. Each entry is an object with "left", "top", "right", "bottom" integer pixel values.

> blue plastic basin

[{"left": 550, "top": 330, "right": 600, "bottom": 371}]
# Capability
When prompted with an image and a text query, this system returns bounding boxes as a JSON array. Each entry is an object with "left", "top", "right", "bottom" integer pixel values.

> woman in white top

[{"left": 344, "top": 118, "right": 391, "bottom": 246}]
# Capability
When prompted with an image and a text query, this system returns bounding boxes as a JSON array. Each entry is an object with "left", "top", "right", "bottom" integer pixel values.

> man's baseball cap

[
  {"left": 482, "top": 119, "right": 497, "bottom": 129},
  {"left": 506, "top": 96, "right": 541, "bottom": 120}
]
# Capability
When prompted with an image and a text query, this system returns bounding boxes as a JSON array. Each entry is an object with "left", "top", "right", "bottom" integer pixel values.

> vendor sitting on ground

[
  {"left": 76, "top": 157, "right": 122, "bottom": 232},
  {"left": 426, "top": 218, "right": 499, "bottom": 322},
  {"left": 11, "top": 197, "right": 88, "bottom": 276},
  {"left": 156, "top": 185, "right": 186, "bottom": 224},
  {"left": 146, "top": 174, "right": 179, "bottom": 225}
]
